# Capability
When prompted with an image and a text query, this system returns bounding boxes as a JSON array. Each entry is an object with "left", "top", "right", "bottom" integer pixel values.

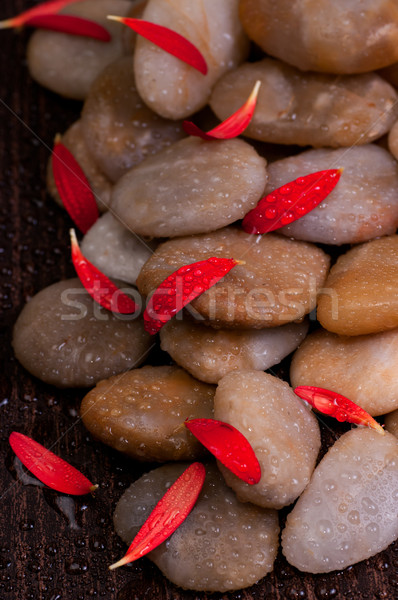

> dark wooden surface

[{"left": 0, "top": 2, "right": 397, "bottom": 599}]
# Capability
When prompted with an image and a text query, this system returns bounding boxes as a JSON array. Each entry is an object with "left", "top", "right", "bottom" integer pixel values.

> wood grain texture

[{"left": 0, "top": 2, "right": 397, "bottom": 599}]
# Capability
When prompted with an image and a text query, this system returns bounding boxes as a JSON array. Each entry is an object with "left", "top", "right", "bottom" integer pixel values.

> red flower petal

[
  {"left": 143, "top": 257, "right": 238, "bottom": 335},
  {"left": 9, "top": 432, "right": 98, "bottom": 495},
  {"left": 52, "top": 139, "right": 99, "bottom": 234},
  {"left": 294, "top": 386, "right": 385, "bottom": 434},
  {"left": 70, "top": 229, "right": 138, "bottom": 314},
  {"left": 109, "top": 462, "right": 206, "bottom": 569},
  {"left": 107, "top": 16, "right": 208, "bottom": 75},
  {"left": 242, "top": 168, "right": 343, "bottom": 235},
  {"left": 26, "top": 14, "right": 111, "bottom": 41},
  {"left": 0, "top": 0, "right": 79, "bottom": 29},
  {"left": 185, "top": 418, "right": 261, "bottom": 485},
  {"left": 183, "top": 80, "right": 261, "bottom": 140}
]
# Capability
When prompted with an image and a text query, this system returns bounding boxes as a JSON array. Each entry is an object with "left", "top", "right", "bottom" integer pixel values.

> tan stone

[
  {"left": 210, "top": 59, "right": 398, "bottom": 148},
  {"left": 134, "top": 0, "right": 249, "bottom": 119},
  {"left": 136, "top": 227, "right": 330, "bottom": 328},
  {"left": 27, "top": 0, "right": 132, "bottom": 100},
  {"left": 290, "top": 327, "right": 398, "bottom": 416},
  {"left": 317, "top": 235, "right": 398, "bottom": 335},
  {"left": 81, "top": 366, "right": 214, "bottom": 461},
  {"left": 214, "top": 371, "right": 321, "bottom": 509},
  {"left": 239, "top": 0, "right": 398, "bottom": 74},
  {"left": 81, "top": 56, "right": 186, "bottom": 183},
  {"left": 111, "top": 138, "right": 267, "bottom": 238}
]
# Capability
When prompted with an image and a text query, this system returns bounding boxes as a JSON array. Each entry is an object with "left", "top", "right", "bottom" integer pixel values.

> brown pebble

[
  {"left": 160, "top": 318, "right": 308, "bottom": 383},
  {"left": 113, "top": 463, "right": 279, "bottom": 592},
  {"left": 46, "top": 120, "right": 112, "bottom": 213},
  {"left": 81, "top": 366, "right": 214, "bottom": 461},
  {"left": 266, "top": 145, "right": 398, "bottom": 245},
  {"left": 317, "top": 235, "right": 398, "bottom": 335},
  {"left": 290, "top": 327, "right": 398, "bottom": 416},
  {"left": 81, "top": 56, "right": 186, "bottom": 183},
  {"left": 239, "top": 0, "right": 398, "bottom": 74},
  {"left": 215, "top": 371, "right": 321, "bottom": 508},
  {"left": 111, "top": 138, "right": 267, "bottom": 238},
  {"left": 12, "top": 279, "right": 151, "bottom": 388},
  {"left": 137, "top": 227, "right": 330, "bottom": 328},
  {"left": 385, "top": 409, "right": 398, "bottom": 438},
  {"left": 210, "top": 59, "right": 398, "bottom": 148},
  {"left": 27, "top": 0, "right": 132, "bottom": 100}
]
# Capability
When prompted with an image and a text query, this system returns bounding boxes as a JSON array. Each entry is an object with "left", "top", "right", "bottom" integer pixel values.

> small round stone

[
  {"left": 12, "top": 279, "right": 151, "bottom": 388},
  {"left": 81, "top": 212, "right": 156, "bottom": 286},
  {"left": 160, "top": 318, "right": 308, "bottom": 383},
  {"left": 81, "top": 366, "right": 215, "bottom": 461},
  {"left": 27, "top": 0, "right": 132, "bottom": 100},
  {"left": 214, "top": 371, "right": 321, "bottom": 508},
  {"left": 114, "top": 463, "right": 279, "bottom": 592},
  {"left": 290, "top": 327, "right": 398, "bottom": 416},
  {"left": 137, "top": 227, "right": 330, "bottom": 328}
]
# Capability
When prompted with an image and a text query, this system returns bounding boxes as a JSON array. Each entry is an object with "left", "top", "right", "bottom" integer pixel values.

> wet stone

[
  {"left": 210, "top": 59, "right": 398, "bottom": 148},
  {"left": 111, "top": 138, "right": 267, "bottom": 238},
  {"left": 239, "top": 0, "right": 398, "bottom": 74},
  {"left": 81, "top": 56, "right": 186, "bottom": 183},
  {"left": 46, "top": 120, "right": 113, "bottom": 213},
  {"left": 81, "top": 365, "right": 214, "bottom": 461},
  {"left": 134, "top": 0, "right": 249, "bottom": 119},
  {"left": 214, "top": 371, "right": 321, "bottom": 509},
  {"left": 12, "top": 279, "right": 151, "bottom": 388},
  {"left": 81, "top": 212, "right": 156, "bottom": 286},
  {"left": 265, "top": 145, "right": 398, "bottom": 245},
  {"left": 160, "top": 318, "right": 308, "bottom": 384},
  {"left": 290, "top": 327, "right": 398, "bottom": 416},
  {"left": 27, "top": 0, "right": 133, "bottom": 100},
  {"left": 114, "top": 463, "right": 279, "bottom": 592},
  {"left": 282, "top": 429, "right": 398, "bottom": 573},
  {"left": 385, "top": 409, "right": 398, "bottom": 439},
  {"left": 137, "top": 227, "right": 330, "bottom": 329},
  {"left": 317, "top": 235, "right": 398, "bottom": 335}
]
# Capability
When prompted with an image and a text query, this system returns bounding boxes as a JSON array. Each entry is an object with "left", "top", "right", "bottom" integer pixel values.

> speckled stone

[
  {"left": 81, "top": 366, "right": 214, "bottom": 461},
  {"left": 239, "top": 0, "right": 398, "bottom": 74},
  {"left": 264, "top": 145, "right": 398, "bottom": 245},
  {"left": 12, "top": 279, "right": 151, "bottom": 388},
  {"left": 210, "top": 59, "right": 398, "bottom": 148},
  {"left": 214, "top": 371, "right": 321, "bottom": 508},
  {"left": 282, "top": 429, "right": 398, "bottom": 573},
  {"left": 317, "top": 235, "right": 398, "bottom": 335},
  {"left": 81, "top": 212, "right": 155, "bottom": 286},
  {"left": 134, "top": 0, "right": 249, "bottom": 119},
  {"left": 160, "top": 318, "right": 308, "bottom": 383},
  {"left": 27, "top": 0, "right": 132, "bottom": 100},
  {"left": 81, "top": 56, "right": 186, "bottom": 183},
  {"left": 114, "top": 463, "right": 279, "bottom": 592},
  {"left": 290, "top": 327, "right": 398, "bottom": 416},
  {"left": 111, "top": 138, "right": 267, "bottom": 238},
  {"left": 137, "top": 227, "right": 330, "bottom": 328}
]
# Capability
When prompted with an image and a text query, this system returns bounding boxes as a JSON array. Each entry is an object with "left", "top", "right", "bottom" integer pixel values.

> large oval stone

[{"left": 282, "top": 429, "right": 398, "bottom": 573}]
